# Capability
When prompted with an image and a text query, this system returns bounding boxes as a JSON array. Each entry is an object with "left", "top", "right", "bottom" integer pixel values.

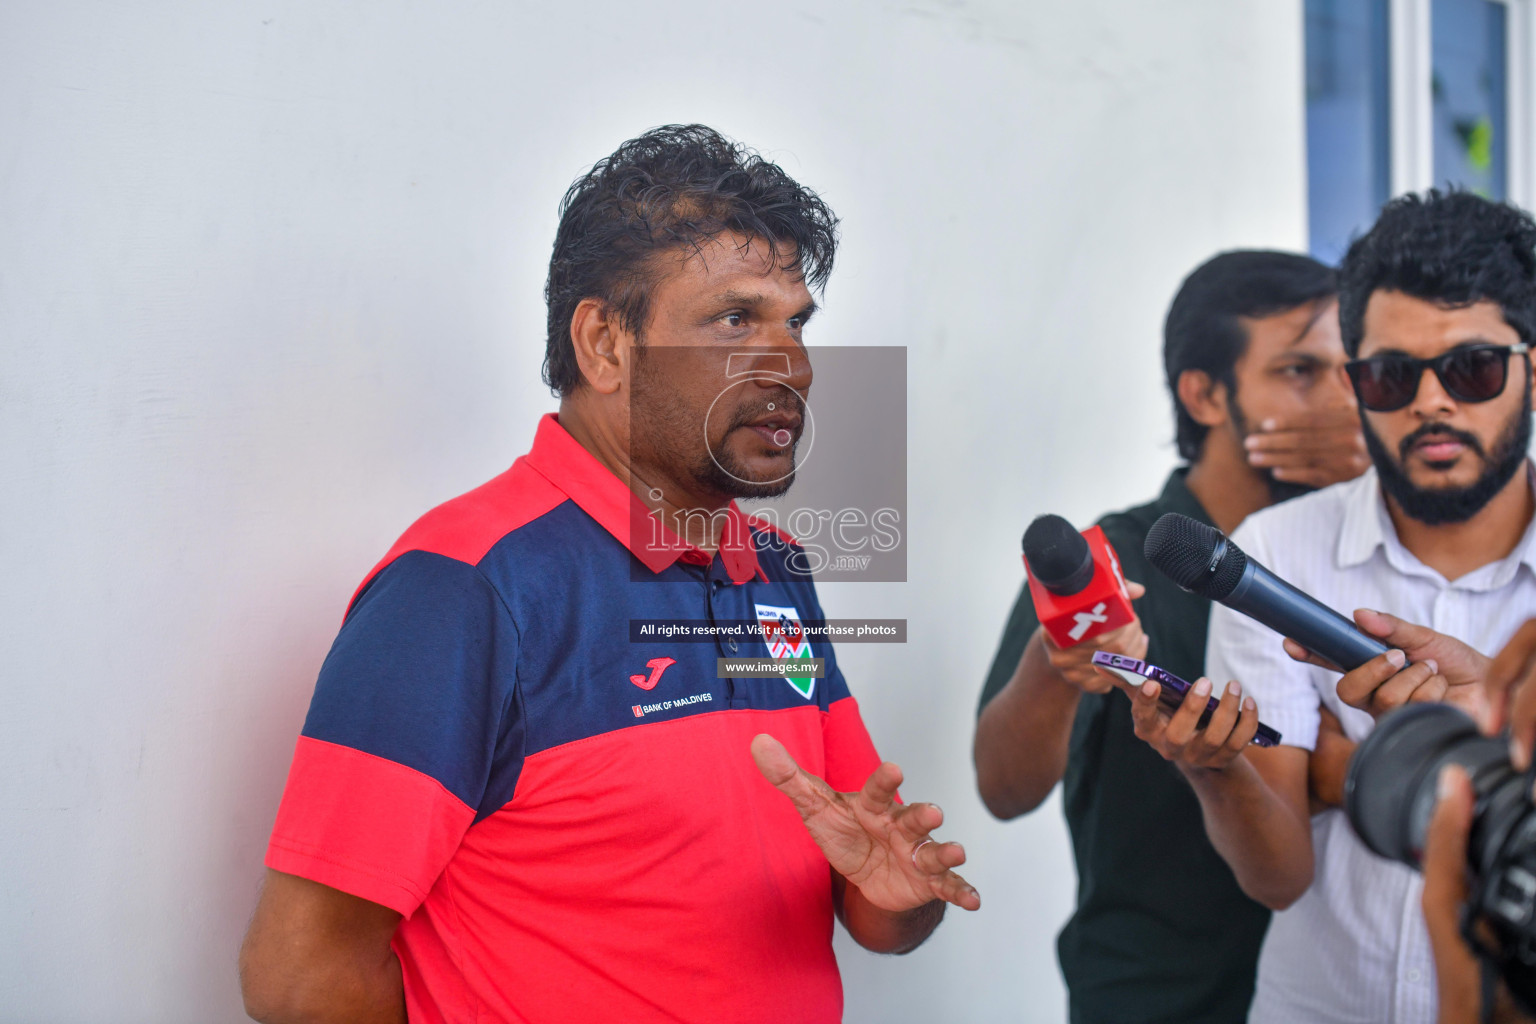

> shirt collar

[
  {"left": 1335, "top": 467, "right": 1390, "bottom": 570},
  {"left": 522, "top": 413, "right": 762, "bottom": 585},
  {"left": 1158, "top": 467, "right": 1216, "bottom": 527},
  {"left": 1336, "top": 463, "right": 1536, "bottom": 589}
]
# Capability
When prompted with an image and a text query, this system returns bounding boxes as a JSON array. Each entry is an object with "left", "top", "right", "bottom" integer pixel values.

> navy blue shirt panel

[
  {"left": 301, "top": 549, "right": 526, "bottom": 821},
  {"left": 473, "top": 502, "right": 848, "bottom": 759}
]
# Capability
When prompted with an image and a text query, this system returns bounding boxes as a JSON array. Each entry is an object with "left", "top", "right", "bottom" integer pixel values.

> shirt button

[
  {"left": 727, "top": 639, "right": 738, "bottom": 653},
  {"left": 1407, "top": 968, "right": 1422, "bottom": 983}
]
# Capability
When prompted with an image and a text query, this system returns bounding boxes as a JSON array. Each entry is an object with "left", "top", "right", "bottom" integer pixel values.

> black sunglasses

[{"left": 1344, "top": 343, "right": 1531, "bottom": 412}]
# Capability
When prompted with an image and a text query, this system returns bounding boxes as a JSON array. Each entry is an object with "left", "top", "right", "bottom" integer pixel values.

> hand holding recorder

[{"left": 1126, "top": 670, "right": 1263, "bottom": 772}]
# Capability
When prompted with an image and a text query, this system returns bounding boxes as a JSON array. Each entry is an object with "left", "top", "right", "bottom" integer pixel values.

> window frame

[{"left": 1383, "top": 0, "right": 1532, "bottom": 204}]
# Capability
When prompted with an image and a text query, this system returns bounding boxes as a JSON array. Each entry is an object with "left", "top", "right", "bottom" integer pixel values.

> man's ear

[
  {"left": 569, "top": 298, "right": 631, "bottom": 396},
  {"left": 1177, "top": 369, "right": 1229, "bottom": 429}
]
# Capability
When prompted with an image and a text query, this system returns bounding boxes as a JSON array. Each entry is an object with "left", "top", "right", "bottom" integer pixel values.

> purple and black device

[{"left": 1091, "top": 651, "right": 1282, "bottom": 748}]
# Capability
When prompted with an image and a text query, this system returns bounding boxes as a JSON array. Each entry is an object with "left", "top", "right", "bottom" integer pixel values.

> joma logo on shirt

[{"left": 630, "top": 656, "right": 676, "bottom": 690}]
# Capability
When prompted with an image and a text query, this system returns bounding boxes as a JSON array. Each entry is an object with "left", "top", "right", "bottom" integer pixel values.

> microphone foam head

[
  {"left": 1022, "top": 514, "right": 1095, "bottom": 596},
  {"left": 1143, "top": 512, "right": 1248, "bottom": 599}
]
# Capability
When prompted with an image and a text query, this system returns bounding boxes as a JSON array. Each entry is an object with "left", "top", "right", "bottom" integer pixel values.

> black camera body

[{"left": 1346, "top": 703, "right": 1536, "bottom": 1014}]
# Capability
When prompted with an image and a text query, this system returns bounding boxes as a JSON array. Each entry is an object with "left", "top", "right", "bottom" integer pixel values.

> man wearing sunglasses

[{"left": 1193, "top": 190, "right": 1536, "bottom": 1024}]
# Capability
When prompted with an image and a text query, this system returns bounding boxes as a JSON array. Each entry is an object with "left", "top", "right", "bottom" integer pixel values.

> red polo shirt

[{"left": 265, "top": 414, "right": 884, "bottom": 1023}]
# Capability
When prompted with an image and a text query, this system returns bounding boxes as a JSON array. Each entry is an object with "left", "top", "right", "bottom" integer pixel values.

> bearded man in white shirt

[{"left": 1118, "top": 189, "right": 1536, "bottom": 1024}]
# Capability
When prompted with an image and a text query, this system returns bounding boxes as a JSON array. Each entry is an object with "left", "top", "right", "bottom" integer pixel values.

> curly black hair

[
  {"left": 1163, "top": 250, "right": 1338, "bottom": 462},
  {"left": 1338, "top": 189, "right": 1536, "bottom": 357},
  {"left": 542, "top": 125, "right": 840, "bottom": 396}
]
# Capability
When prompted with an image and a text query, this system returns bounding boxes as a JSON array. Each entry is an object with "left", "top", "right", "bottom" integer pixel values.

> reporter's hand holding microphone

[
  {"left": 1038, "top": 598, "right": 1147, "bottom": 694},
  {"left": 1021, "top": 514, "right": 1147, "bottom": 694},
  {"left": 1281, "top": 608, "right": 1490, "bottom": 724}
]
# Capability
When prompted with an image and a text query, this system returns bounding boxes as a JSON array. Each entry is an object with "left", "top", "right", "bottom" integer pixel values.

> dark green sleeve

[{"left": 978, "top": 579, "right": 1042, "bottom": 715}]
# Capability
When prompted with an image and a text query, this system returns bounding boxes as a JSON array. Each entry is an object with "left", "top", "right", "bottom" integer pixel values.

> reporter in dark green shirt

[{"left": 974, "top": 251, "right": 1367, "bottom": 1024}]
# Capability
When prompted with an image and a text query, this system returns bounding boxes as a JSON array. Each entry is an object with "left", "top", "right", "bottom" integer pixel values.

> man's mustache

[
  {"left": 1398, "top": 422, "right": 1485, "bottom": 462},
  {"left": 728, "top": 390, "right": 807, "bottom": 437}
]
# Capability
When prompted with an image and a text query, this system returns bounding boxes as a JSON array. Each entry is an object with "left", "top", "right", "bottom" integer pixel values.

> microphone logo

[
  {"left": 1068, "top": 602, "right": 1110, "bottom": 642},
  {"left": 1106, "top": 545, "right": 1129, "bottom": 599}
]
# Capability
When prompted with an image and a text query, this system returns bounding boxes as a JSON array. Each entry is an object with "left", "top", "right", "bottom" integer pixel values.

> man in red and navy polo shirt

[{"left": 238, "top": 125, "right": 979, "bottom": 1024}]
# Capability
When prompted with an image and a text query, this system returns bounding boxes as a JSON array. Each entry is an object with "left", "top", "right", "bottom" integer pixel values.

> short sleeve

[
  {"left": 793, "top": 581, "right": 883, "bottom": 792},
  {"left": 978, "top": 580, "right": 1041, "bottom": 715},
  {"left": 265, "top": 550, "right": 522, "bottom": 916},
  {"left": 1204, "top": 521, "right": 1322, "bottom": 751},
  {"left": 821, "top": 689, "right": 883, "bottom": 794}
]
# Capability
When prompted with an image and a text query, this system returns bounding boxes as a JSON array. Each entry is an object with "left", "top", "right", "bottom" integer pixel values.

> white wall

[{"left": 0, "top": 2, "right": 1306, "bottom": 1020}]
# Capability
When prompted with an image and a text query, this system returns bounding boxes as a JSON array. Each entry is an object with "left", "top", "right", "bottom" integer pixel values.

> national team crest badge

[{"left": 754, "top": 602, "right": 815, "bottom": 700}]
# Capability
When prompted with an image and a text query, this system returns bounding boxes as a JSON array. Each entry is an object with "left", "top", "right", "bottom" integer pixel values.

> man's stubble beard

[
  {"left": 1362, "top": 382, "right": 1532, "bottom": 526},
  {"left": 630, "top": 356, "right": 800, "bottom": 503},
  {"left": 700, "top": 440, "right": 798, "bottom": 500}
]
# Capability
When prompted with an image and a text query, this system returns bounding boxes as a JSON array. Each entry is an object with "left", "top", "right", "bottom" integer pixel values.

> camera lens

[{"left": 1345, "top": 704, "right": 1506, "bottom": 865}]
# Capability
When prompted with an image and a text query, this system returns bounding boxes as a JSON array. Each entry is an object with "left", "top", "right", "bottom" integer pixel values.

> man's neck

[
  {"left": 1184, "top": 433, "right": 1276, "bottom": 536},
  {"left": 557, "top": 398, "right": 730, "bottom": 554},
  {"left": 1385, "top": 462, "right": 1535, "bottom": 582}
]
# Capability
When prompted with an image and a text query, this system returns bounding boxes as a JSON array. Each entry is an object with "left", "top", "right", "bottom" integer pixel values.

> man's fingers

[
  {"left": 1369, "top": 661, "right": 1440, "bottom": 714},
  {"left": 1488, "top": 618, "right": 1536, "bottom": 694},
  {"left": 1245, "top": 415, "right": 1363, "bottom": 449},
  {"left": 1197, "top": 680, "right": 1242, "bottom": 753},
  {"left": 1163, "top": 677, "right": 1212, "bottom": 748},
  {"left": 1256, "top": 408, "right": 1362, "bottom": 431},
  {"left": 1246, "top": 430, "right": 1361, "bottom": 455},
  {"left": 916, "top": 853, "right": 981, "bottom": 912},
  {"left": 1128, "top": 680, "right": 1163, "bottom": 737},
  {"left": 1496, "top": 622, "right": 1536, "bottom": 767},
  {"left": 1354, "top": 608, "right": 1438, "bottom": 652},
  {"left": 1335, "top": 648, "right": 1409, "bottom": 708},
  {"left": 1283, "top": 637, "right": 1339, "bottom": 671},
  {"left": 935, "top": 870, "right": 982, "bottom": 911},
  {"left": 750, "top": 733, "right": 799, "bottom": 787},
  {"left": 856, "top": 760, "right": 903, "bottom": 818},
  {"left": 1406, "top": 674, "right": 1449, "bottom": 704},
  {"left": 1489, "top": 619, "right": 1536, "bottom": 745},
  {"left": 1421, "top": 765, "right": 1481, "bottom": 1023},
  {"left": 1422, "top": 764, "right": 1474, "bottom": 909},
  {"left": 1511, "top": 676, "right": 1536, "bottom": 772},
  {"left": 1224, "top": 694, "right": 1260, "bottom": 753},
  {"left": 910, "top": 839, "right": 980, "bottom": 911},
  {"left": 750, "top": 734, "right": 837, "bottom": 819},
  {"left": 912, "top": 837, "right": 965, "bottom": 874},
  {"left": 893, "top": 801, "right": 943, "bottom": 842},
  {"left": 1125, "top": 580, "right": 1146, "bottom": 601}
]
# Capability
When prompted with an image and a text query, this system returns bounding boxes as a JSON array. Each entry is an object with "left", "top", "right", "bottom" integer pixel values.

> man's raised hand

[
  {"left": 750, "top": 734, "right": 981, "bottom": 913},
  {"left": 1243, "top": 408, "right": 1369, "bottom": 489}
]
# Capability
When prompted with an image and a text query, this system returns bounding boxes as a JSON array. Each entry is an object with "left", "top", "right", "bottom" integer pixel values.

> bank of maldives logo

[{"left": 754, "top": 602, "right": 816, "bottom": 700}]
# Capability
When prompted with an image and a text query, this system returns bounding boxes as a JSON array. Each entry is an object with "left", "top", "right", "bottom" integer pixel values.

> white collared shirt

[{"left": 1205, "top": 465, "right": 1536, "bottom": 1024}]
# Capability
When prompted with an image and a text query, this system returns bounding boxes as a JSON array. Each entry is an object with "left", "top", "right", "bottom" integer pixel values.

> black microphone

[
  {"left": 1022, "top": 515, "right": 1095, "bottom": 596},
  {"left": 1020, "top": 514, "right": 1136, "bottom": 648},
  {"left": 1144, "top": 512, "right": 1390, "bottom": 670}
]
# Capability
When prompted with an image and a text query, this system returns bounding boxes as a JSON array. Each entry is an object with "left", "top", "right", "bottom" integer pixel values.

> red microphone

[{"left": 1022, "top": 514, "right": 1135, "bottom": 648}]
